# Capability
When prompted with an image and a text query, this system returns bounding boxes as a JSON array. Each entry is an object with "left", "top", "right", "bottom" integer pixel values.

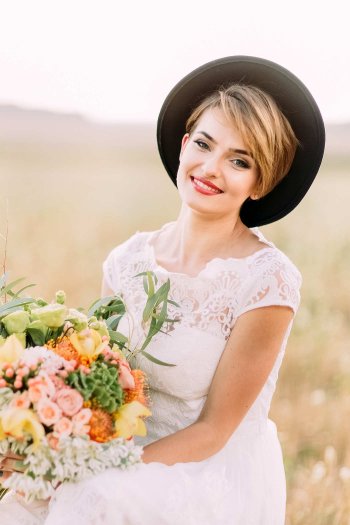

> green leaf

[
  {"left": 27, "top": 326, "right": 47, "bottom": 346},
  {"left": 140, "top": 350, "right": 175, "bottom": 367},
  {"left": 88, "top": 296, "right": 125, "bottom": 318},
  {"left": 134, "top": 271, "right": 158, "bottom": 285},
  {"left": 0, "top": 298, "right": 35, "bottom": 317},
  {"left": 108, "top": 329, "right": 128, "bottom": 345},
  {"left": 10, "top": 283, "right": 36, "bottom": 297},
  {"left": 0, "top": 278, "right": 27, "bottom": 297},
  {"left": 142, "top": 280, "right": 170, "bottom": 322},
  {"left": 168, "top": 299, "right": 180, "bottom": 308},
  {"left": 0, "top": 273, "right": 7, "bottom": 289}
]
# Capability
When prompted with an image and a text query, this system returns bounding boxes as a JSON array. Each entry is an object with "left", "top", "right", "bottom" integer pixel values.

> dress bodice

[{"left": 103, "top": 224, "right": 302, "bottom": 444}]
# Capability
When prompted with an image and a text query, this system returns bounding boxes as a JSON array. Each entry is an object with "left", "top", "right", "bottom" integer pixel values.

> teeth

[{"left": 193, "top": 178, "right": 221, "bottom": 194}]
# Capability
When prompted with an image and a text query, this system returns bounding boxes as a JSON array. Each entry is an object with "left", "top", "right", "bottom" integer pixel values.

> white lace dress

[{"left": 0, "top": 224, "right": 301, "bottom": 525}]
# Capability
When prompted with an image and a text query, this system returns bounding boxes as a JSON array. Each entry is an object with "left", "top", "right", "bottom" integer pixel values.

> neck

[{"left": 168, "top": 206, "right": 247, "bottom": 268}]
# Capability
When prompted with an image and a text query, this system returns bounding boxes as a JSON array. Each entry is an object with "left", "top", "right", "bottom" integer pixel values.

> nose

[{"left": 201, "top": 154, "right": 222, "bottom": 178}]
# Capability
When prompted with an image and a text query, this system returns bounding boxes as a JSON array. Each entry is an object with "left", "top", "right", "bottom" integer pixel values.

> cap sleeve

[
  {"left": 238, "top": 249, "right": 302, "bottom": 317},
  {"left": 102, "top": 232, "right": 140, "bottom": 293}
]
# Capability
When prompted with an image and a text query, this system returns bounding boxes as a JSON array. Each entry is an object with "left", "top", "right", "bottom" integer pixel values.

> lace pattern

[{"left": 103, "top": 227, "right": 301, "bottom": 342}]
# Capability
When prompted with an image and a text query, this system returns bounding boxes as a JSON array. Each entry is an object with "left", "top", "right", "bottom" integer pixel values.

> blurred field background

[{"left": 1, "top": 106, "right": 350, "bottom": 524}]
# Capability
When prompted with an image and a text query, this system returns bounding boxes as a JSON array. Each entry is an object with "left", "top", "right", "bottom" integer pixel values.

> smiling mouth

[{"left": 190, "top": 176, "right": 223, "bottom": 195}]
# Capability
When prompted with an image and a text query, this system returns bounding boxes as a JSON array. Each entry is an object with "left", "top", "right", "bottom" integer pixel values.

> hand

[{"left": 0, "top": 452, "right": 26, "bottom": 478}]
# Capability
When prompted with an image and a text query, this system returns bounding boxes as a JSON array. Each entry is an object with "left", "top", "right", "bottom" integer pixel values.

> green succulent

[{"left": 67, "top": 360, "right": 124, "bottom": 413}]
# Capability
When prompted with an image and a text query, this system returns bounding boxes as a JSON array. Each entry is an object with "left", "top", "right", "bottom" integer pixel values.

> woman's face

[{"left": 177, "top": 107, "right": 258, "bottom": 219}]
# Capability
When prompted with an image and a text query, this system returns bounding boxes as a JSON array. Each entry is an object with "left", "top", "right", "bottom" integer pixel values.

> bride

[{"left": 0, "top": 55, "right": 325, "bottom": 524}]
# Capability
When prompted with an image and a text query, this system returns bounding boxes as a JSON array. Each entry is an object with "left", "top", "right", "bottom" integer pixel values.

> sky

[{"left": 0, "top": 0, "right": 349, "bottom": 125}]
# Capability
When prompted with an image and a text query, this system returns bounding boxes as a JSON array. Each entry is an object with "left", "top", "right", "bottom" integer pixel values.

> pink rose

[
  {"left": 10, "top": 392, "right": 30, "bottom": 409},
  {"left": 53, "top": 417, "right": 73, "bottom": 438},
  {"left": 37, "top": 399, "right": 62, "bottom": 426},
  {"left": 38, "top": 373, "right": 56, "bottom": 398},
  {"left": 49, "top": 374, "right": 66, "bottom": 391},
  {"left": 55, "top": 388, "right": 83, "bottom": 416}
]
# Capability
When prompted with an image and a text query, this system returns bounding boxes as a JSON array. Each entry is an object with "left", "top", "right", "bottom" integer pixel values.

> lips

[{"left": 190, "top": 176, "right": 223, "bottom": 195}]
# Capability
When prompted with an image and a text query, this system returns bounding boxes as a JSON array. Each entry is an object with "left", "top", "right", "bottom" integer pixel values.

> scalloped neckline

[{"left": 145, "top": 223, "right": 276, "bottom": 279}]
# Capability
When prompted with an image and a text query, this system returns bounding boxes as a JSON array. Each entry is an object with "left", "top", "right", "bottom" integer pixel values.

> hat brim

[{"left": 157, "top": 56, "right": 325, "bottom": 227}]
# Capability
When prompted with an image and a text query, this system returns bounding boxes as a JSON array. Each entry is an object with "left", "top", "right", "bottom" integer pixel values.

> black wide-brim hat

[{"left": 157, "top": 55, "right": 325, "bottom": 227}]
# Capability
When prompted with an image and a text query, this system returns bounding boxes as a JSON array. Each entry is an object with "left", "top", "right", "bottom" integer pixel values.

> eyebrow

[{"left": 196, "top": 130, "right": 253, "bottom": 158}]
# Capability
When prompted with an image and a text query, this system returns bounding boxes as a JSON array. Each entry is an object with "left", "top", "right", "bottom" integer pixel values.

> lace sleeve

[
  {"left": 102, "top": 233, "right": 139, "bottom": 294},
  {"left": 238, "top": 250, "right": 302, "bottom": 317}
]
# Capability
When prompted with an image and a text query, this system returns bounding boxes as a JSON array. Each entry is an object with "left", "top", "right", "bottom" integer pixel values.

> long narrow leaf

[
  {"left": 0, "top": 273, "right": 7, "bottom": 289},
  {"left": 142, "top": 280, "right": 170, "bottom": 322},
  {"left": 0, "top": 297, "right": 34, "bottom": 316},
  {"left": 13, "top": 283, "right": 36, "bottom": 296},
  {"left": 0, "top": 278, "right": 27, "bottom": 297},
  {"left": 106, "top": 314, "right": 124, "bottom": 330},
  {"left": 88, "top": 296, "right": 116, "bottom": 315},
  {"left": 140, "top": 350, "right": 175, "bottom": 367},
  {"left": 108, "top": 330, "right": 128, "bottom": 344}
]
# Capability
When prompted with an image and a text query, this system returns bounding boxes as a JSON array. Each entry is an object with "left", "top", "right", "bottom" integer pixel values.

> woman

[{"left": 0, "top": 56, "right": 325, "bottom": 524}]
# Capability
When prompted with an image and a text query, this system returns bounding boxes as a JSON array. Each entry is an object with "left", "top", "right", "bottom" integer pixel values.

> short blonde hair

[{"left": 186, "top": 84, "right": 299, "bottom": 198}]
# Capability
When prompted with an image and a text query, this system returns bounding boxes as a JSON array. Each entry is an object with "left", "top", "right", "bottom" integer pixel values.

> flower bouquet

[{"left": 0, "top": 273, "right": 175, "bottom": 502}]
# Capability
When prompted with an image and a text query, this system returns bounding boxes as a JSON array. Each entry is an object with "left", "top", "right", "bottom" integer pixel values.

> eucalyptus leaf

[
  {"left": 140, "top": 350, "right": 175, "bottom": 367},
  {"left": 108, "top": 329, "right": 128, "bottom": 346},
  {"left": 106, "top": 314, "right": 124, "bottom": 330},
  {"left": 142, "top": 280, "right": 170, "bottom": 322}
]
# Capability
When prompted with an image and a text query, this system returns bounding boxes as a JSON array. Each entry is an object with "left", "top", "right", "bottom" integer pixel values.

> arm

[{"left": 142, "top": 305, "right": 293, "bottom": 465}]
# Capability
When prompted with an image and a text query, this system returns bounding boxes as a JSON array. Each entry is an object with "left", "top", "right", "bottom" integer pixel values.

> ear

[
  {"left": 179, "top": 133, "right": 190, "bottom": 159},
  {"left": 250, "top": 193, "right": 260, "bottom": 201}
]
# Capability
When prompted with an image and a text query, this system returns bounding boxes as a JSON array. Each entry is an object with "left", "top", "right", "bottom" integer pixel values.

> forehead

[{"left": 192, "top": 107, "right": 248, "bottom": 149}]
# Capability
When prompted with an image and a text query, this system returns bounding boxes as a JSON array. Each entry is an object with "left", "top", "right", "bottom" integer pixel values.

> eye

[
  {"left": 231, "top": 158, "right": 250, "bottom": 169},
  {"left": 194, "top": 139, "right": 209, "bottom": 150}
]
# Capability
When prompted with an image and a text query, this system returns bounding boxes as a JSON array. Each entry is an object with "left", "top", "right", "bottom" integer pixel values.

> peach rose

[
  {"left": 72, "top": 408, "right": 92, "bottom": 425},
  {"left": 72, "top": 423, "right": 90, "bottom": 436},
  {"left": 53, "top": 417, "right": 73, "bottom": 438},
  {"left": 37, "top": 399, "right": 61, "bottom": 426},
  {"left": 118, "top": 361, "right": 135, "bottom": 390},
  {"left": 47, "top": 432, "right": 60, "bottom": 450},
  {"left": 55, "top": 388, "right": 83, "bottom": 416},
  {"left": 28, "top": 383, "right": 48, "bottom": 404},
  {"left": 72, "top": 408, "right": 91, "bottom": 436},
  {"left": 9, "top": 392, "right": 30, "bottom": 410}
]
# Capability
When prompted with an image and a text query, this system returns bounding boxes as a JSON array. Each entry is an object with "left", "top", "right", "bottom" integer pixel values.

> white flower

[{"left": 0, "top": 387, "right": 14, "bottom": 409}]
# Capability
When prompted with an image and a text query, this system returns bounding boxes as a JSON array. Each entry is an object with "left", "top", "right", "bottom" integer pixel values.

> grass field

[{"left": 1, "top": 131, "right": 350, "bottom": 523}]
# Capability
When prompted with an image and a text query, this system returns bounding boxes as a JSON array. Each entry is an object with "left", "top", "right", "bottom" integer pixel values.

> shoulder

[
  {"left": 102, "top": 228, "right": 155, "bottom": 292},
  {"left": 239, "top": 244, "right": 302, "bottom": 316},
  {"left": 104, "top": 230, "right": 151, "bottom": 264},
  {"left": 249, "top": 246, "right": 302, "bottom": 286}
]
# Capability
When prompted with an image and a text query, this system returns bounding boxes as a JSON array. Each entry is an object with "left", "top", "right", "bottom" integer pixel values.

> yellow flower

[
  {"left": 114, "top": 401, "right": 151, "bottom": 439},
  {"left": 0, "top": 334, "right": 25, "bottom": 364},
  {"left": 0, "top": 407, "right": 45, "bottom": 447},
  {"left": 69, "top": 328, "right": 108, "bottom": 361}
]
